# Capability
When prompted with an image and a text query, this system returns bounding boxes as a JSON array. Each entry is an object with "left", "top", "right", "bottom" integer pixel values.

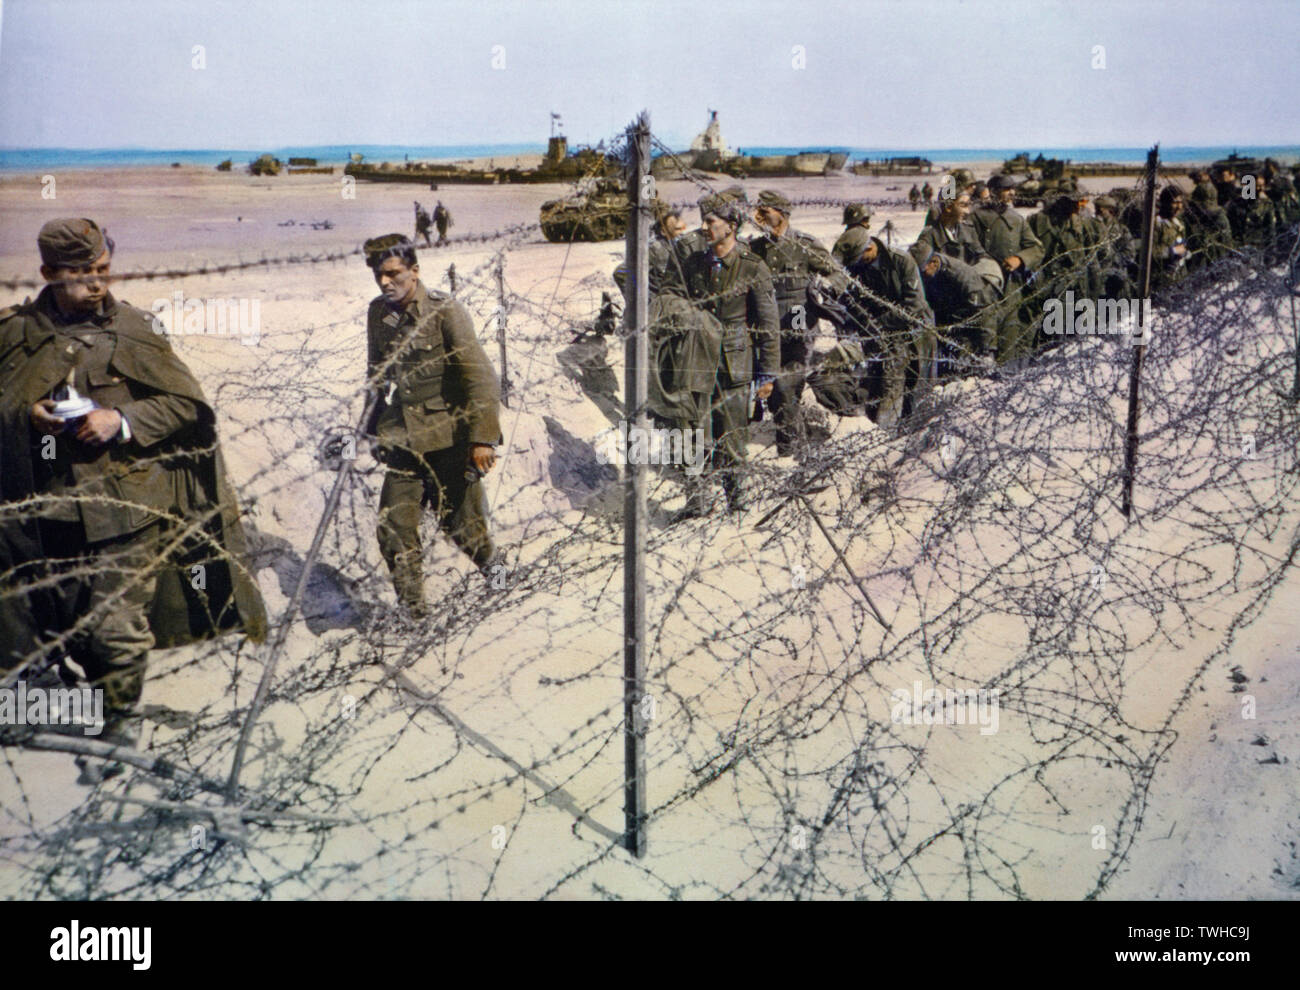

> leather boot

[{"left": 391, "top": 551, "right": 429, "bottom": 618}]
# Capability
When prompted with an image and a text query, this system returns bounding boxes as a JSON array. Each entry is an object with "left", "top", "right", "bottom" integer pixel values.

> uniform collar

[
  {"left": 392, "top": 280, "right": 429, "bottom": 319},
  {"left": 28, "top": 286, "right": 118, "bottom": 347},
  {"left": 710, "top": 244, "right": 740, "bottom": 269},
  {"left": 35, "top": 284, "right": 118, "bottom": 326}
]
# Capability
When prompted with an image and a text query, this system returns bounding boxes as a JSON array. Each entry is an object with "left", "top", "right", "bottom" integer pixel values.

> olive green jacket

[
  {"left": 0, "top": 289, "right": 268, "bottom": 659},
  {"left": 909, "top": 219, "right": 993, "bottom": 271},
  {"left": 747, "top": 227, "right": 843, "bottom": 323},
  {"left": 366, "top": 283, "right": 501, "bottom": 454},
  {"left": 972, "top": 204, "right": 1046, "bottom": 272},
  {"left": 679, "top": 242, "right": 780, "bottom": 389}
]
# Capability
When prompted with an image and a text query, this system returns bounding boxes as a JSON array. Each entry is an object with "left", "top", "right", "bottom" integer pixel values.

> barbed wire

[{"left": 2, "top": 125, "right": 1299, "bottom": 900}]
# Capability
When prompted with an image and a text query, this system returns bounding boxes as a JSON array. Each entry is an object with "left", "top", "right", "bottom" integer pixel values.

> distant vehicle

[
  {"left": 249, "top": 154, "right": 282, "bottom": 176},
  {"left": 540, "top": 176, "right": 629, "bottom": 243}
]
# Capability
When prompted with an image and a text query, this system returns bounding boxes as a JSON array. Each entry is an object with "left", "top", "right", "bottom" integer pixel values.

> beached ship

[
  {"left": 343, "top": 133, "right": 620, "bottom": 185},
  {"left": 651, "top": 111, "right": 849, "bottom": 179}
]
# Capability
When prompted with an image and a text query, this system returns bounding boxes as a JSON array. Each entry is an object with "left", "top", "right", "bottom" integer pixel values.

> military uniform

[
  {"left": 414, "top": 202, "right": 433, "bottom": 247},
  {"left": 910, "top": 217, "right": 1002, "bottom": 289},
  {"left": 679, "top": 235, "right": 779, "bottom": 504},
  {"left": 972, "top": 194, "right": 1046, "bottom": 361},
  {"left": 1092, "top": 198, "right": 1139, "bottom": 298},
  {"left": 835, "top": 228, "right": 936, "bottom": 427},
  {"left": 1151, "top": 214, "right": 1190, "bottom": 290},
  {"left": 1030, "top": 199, "right": 1102, "bottom": 314},
  {"left": 748, "top": 191, "right": 841, "bottom": 455},
  {"left": 433, "top": 203, "right": 452, "bottom": 245},
  {"left": 1227, "top": 191, "right": 1279, "bottom": 256},
  {"left": 916, "top": 249, "right": 996, "bottom": 371},
  {"left": 0, "top": 220, "right": 266, "bottom": 726},
  {"left": 366, "top": 276, "right": 501, "bottom": 610},
  {"left": 1185, "top": 185, "right": 1236, "bottom": 271}
]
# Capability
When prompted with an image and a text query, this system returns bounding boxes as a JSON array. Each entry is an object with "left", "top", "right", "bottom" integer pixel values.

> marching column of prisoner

[
  {"left": 0, "top": 155, "right": 1296, "bottom": 782},
  {"left": 616, "top": 157, "right": 1299, "bottom": 522}
]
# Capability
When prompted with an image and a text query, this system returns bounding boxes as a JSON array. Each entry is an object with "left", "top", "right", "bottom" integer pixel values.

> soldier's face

[
  {"left": 754, "top": 206, "right": 787, "bottom": 236},
  {"left": 375, "top": 256, "right": 420, "bottom": 305},
  {"left": 43, "top": 248, "right": 111, "bottom": 315},
  {"left": 940, "top": 194, "right": 970, "bottom": 224},
  {"left": 702, "top": 213, "right": 734, "bottom": 248},
  {"left": 662, "top": 215, "right": 687, "bottom": 240},
  {"left": 997, "top": 188, "right": 1015, "bottom": 206}
]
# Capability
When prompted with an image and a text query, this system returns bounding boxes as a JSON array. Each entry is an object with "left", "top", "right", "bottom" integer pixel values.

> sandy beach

[{"left": 1, "top": 159, "right": 1297, "bottom": 901}]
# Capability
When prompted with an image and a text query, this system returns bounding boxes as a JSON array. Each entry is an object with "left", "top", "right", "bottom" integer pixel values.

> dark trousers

[
  {"left": 377, "top": 445, "right": 495, "bottom": 605},
  {"left": 766, "top": 330, "right": 811, "bottom": 450},
  {"left": 22, "top": 519, "right": 160, "bottom": 711}
]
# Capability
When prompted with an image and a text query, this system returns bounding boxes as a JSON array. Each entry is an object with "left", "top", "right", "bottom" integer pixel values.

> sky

[{"left": 1, "top": 0, "right": 1297, "bottom": 151}]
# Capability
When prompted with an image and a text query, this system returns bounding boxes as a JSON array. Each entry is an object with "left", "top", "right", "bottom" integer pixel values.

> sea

[{"left": 1, "top": 144, "right": 1297, "bottom": 173}]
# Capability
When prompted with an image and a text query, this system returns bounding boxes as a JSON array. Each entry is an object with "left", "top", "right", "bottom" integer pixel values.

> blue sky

[{"left": 1, "top": 0, "right": 1296, "bottom": 150}]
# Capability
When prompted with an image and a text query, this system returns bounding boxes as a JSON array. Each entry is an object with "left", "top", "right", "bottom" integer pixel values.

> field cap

[{"left": 38, "top": 218, "right": 111, "bottom": 268}]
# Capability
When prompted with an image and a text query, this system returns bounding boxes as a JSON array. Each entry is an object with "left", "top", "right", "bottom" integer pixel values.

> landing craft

[{"left": 650, "top": 110, "right": 848, "bottom": 180}]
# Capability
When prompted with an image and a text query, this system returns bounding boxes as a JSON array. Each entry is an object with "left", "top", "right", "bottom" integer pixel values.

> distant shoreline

[{"left": 3, "top": 144, "right": 1297, "bottom": 174}]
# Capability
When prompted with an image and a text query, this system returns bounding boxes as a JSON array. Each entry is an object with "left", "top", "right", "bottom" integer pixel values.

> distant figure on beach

[
  {"left": 921, "top": 182, "right": 934, "bottom": 207},
  {"left": 413, "top": 201, "right": 433, "bottom": 247},
  {"left": 909, "top": 184, "right": 921, "bottom": 211},
  {"left": 433, "top": 201, "right": 452, "bottom": 245}
]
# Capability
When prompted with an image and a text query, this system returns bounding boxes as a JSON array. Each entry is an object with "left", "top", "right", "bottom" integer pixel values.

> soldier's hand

[
  {"left": 469, "top": 443, "right": 497, "bottom": 475},
  {"left": 75, "top": 408, "right": 123, "bottom": 446},
  {"left": 1003, "top": 255, "right": 1022, "bottom": 271},
  {"left": 30, "top": 399, "right": 65, "bottom": 435},
  {"left": 756, "top": 381, "right": 775, "bottom": 401},
  {"left": 923, "top": 256, "right": 942, "bottom": 278}
]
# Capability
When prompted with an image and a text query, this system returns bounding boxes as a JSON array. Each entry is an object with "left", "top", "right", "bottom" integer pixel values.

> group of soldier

[
  {"left": 1, "top": 154, "right": 1296, "bottom": 782},
  {"left": 1, "top": 219, "right": 501, "bottom": 782},
  {"left": 617, "top": 157, "right": 1299, "bottom": 523}
]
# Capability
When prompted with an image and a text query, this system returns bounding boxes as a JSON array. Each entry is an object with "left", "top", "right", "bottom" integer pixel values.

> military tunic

[
  {"left": 366, "top": 282, "right": 501, "bottom": 602},
  {"left": 748, "top": 227, "right": 840, "bottom": 452},
  {"left": 679, "top": 242, "right": 779, "bottom": 485},
  {"left": 972, "top": 203, "right": 1046, "bottom": 360},
  {"left": 838, "top": 239, "right": 936, "bottom": 427}
]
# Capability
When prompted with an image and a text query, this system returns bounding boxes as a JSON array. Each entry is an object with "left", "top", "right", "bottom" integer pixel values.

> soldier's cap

[
  {"left": 833, "top": 225, "right": 872, "bottom": 266},
  {"left": 986, "top": 173, "right": 1017, "bottom": 191},
  {"left": 756, "top": 189, "right": 792, "bottom": 214},
  {"left": 363, "top": 233, "right": 417, "bottom": 268},
  {"left": 1094, "top": 194, "right": 1119, "bottom": 210},
  {"left": 699, "top": 188, "right": 747, "bottom": 226},
  {"left": 38, "top": 218, "right": 113, "bottom": 269},
  {"left": 1050, "top": 193, "right": 1082, "bottom": 213},
  {"left": 952, "top": 168, "right": 974, "bottom": 187},
  {"left": 1188, "top": 184, "right": 1217, "bottom": 207},
  {"left": 842, "top": 203, "right": 871, "bottom": 226}
]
